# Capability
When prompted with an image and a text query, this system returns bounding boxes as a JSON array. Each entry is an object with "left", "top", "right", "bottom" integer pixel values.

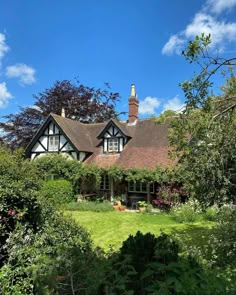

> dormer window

[
  {"left": 108, "top": 138, "right": 119, "bottom": 152},
  {"left": 49, "top": 135, "right": 59, "bottom": 151},
  {"left": 97, "top": 119, "right": 131, "bottom": 154}
]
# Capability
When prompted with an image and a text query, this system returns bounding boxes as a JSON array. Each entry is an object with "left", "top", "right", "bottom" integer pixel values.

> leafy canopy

[
  {"left": 0, "top": 80, "right": 123, "bottom": 148},
  {"left": 169, "top": 34, "right": 236, "bottom": 206}
]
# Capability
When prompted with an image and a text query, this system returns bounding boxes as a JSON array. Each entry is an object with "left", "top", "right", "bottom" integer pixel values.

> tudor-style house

[{"left": 26, "top": 85, "right": 173, "bottom": 205}]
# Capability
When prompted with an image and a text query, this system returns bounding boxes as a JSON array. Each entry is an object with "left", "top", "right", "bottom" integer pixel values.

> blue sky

[{"left": 0, "top": 0, "right": 236, "bottom": 120}]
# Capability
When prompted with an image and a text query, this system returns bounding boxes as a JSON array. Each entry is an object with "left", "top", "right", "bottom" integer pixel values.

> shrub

[
  {"left": 146, "top": 203, "right": 154, "bottom": 213},
  {"left": 102, "top": 231, "right": 226, "bottom": 294},
  {"left": 203, "top": 205, "right": 219, "bottom": 221},
  {"left": 40, "top": 179, "right": 75, "bottom": 206},
  {"left": 33, "top": 153, "right": 82, "bottom": 182},
  {"left": 170, "top": 199, "right": 202, "bottom": 223},
  {"left": 1, "top": 201, "right": 107, "bottom": 295},
  {"left": 65, "top": 200, "right": 113, "bottom": 212},
  {"left": 204, "top": 204, "right": 236, "bottom": 268},
  {"left": 0, "top": 148, "right": 41, "bottom": 266}
]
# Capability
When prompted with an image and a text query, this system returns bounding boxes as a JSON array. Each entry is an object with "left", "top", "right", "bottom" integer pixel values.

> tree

[
  {"left": 0, "top": 80, "right": 123, "bottom": 148},
  {"left": 169, "top": 34, "right": 236, "bottom": 206}
]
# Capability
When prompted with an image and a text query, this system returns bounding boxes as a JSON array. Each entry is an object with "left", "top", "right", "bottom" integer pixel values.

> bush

[
  {"left": 203, "top": 205, "right": 219, "bottom": 221},
  {"left": 65, "top": 200, "right": 113, "bottom": 212},
  {"left": 0, "top": 201, "right": 107, "bottom": 295},
  {"left": 170, "top": 199, "right": 201, "bottom": 223},
  {"left": 0, "top": 148, "right": 41, "bottom": 266},
  {"left": 40, "top": 179, "right": 75, "bottom": 206},
  {"left": 33, "top": 153, "right": 82, "bottom": 181},
  {"left": 146, "top": 203, "right": 154, "bottom": 213},
  {"left": 204, "top": 204, "right": 236, "bottom": 268},
  {"left": 102, "top": 231, "right": 226, "bottom": 294}
]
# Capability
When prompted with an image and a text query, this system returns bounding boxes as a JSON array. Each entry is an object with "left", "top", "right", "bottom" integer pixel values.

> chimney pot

[{"left": 61, "top": 107, "right": 66, "bottom": 118}]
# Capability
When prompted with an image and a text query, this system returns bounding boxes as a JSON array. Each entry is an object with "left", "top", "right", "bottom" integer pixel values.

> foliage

[
  {"left": 0, "top": 147, "right": 41, "bottom": 265},
  {"left": 0, "top": 148, "right": 108, "bottom": 294},
  {"left": 137, "top": 201, "right": 147, "bottom": 208},
  {"left": 154, "top": 109, "right": 178, "bottom": 125},
  {"left": 203, "top": 205, "right": 219, "bottom": 222},
  {"left": 170, "top": 199, "right": 202, "bottom": 223},
  {"left": 65, "top": 200, "right": 113, "bottom": 212},
  {"left": 145, "top": 203, "right": 154, "bottom": 213},
  {"left": 169, "top": 34, "right": 236, "bottom": 206},
  {"left": 33, "top": 153, "right": 82, "bottom": 181},
  {"left": 102, "top": 231, "right": 226, "bottom": 294},
  {"left": 202, "top": 205, "right": 236, "bottom": 268},
  {"left": 106, "top": 165, "right": 124, "bottom": 182},
  {"left": 75, "top": 164, "right": 102, "bottom": 188},
  {"left": 0, "top": 79, "right": 122, "bottom": 148},
  {"left": 40, "top": 179, "right": 75, "bottom": 206},
  {"left": 0, "top": 199, "right": 107, "bottom": 295},
  {"left": 125, "top": 166, "right": 171, "bottom": 183}
]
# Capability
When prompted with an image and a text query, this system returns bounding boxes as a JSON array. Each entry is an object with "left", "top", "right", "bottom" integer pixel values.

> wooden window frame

[
  {"left": 100, "top": 174, "right": 110, "bottom": 190},
  {"left": 48, "top": 135, "right": 59, "bottom": 151},
  {"left": 128, "top": 181, "right": 154, "bottom": 193},
  {"left": 108, "top": 138, "right": 119, "bottom": 152}
]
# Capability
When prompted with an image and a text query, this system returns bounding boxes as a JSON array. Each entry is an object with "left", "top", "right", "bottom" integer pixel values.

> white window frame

[
  {"left": 49, "top": 135, "right": 59, "bottom": 151},
  {"left": 108, "top": 138, "right": 119, "bottom": 152},
  {"left": 100, "top": 175, "right": 110, "bottom": 190},
  {"left": 128, "top": 181, "right": 154, "bottom": 193}
]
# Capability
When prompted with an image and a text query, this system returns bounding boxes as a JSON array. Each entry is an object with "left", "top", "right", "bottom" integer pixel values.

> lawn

[{"left": 67, "top": 211, "right": 214, "bottom": 251}]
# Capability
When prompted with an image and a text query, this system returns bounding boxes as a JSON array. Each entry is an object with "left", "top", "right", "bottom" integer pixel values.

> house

[{"left": 26, "top": 85, "right": 174, "bottom": 205}]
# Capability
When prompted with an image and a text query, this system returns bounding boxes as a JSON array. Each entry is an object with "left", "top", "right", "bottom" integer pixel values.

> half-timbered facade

[{"left": 26, "top": 84, "right": 173, "bottom": 203}]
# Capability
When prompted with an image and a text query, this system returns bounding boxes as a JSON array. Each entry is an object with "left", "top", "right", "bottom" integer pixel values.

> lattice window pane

[
  {"left": 108, "top": 138, "right": 119, "bottom": 152},
  {"left": 49, "top": 135, "right": 59, "bottom": 151}
]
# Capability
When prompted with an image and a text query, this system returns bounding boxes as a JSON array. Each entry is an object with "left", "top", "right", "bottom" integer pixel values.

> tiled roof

[
  {"left": 33, "top": 114, "right": 173, "bottom": 169},
  {"left": 84, "top": 119, "right": 173, "bottom": 169}
]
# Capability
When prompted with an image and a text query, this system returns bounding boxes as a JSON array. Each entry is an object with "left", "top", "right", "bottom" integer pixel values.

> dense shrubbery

[
  {"left": 1, "top": 147, "right": 235, "bottom": 293},
  {"left": 170, "top": 199, "right": 202, "bottom": 223},
  {"left": 66, "top": 200, "right": 113, "bottom": 212},
  {"left": 0, "top": 148, "right": 41, "bottom": 266},
  {"left": 33, "top": 153, "right": 82, "bottom": 181},
  {"left": 0, "top": 201, "right": 106, "bottom": 295},
  {"left": 101, "top": 231, "right": 227, "bottom": 294},
  {"left": 40, "top": 179, "right": 75, "bottom": 206},
  {"left": 170, "top": 200, "right": 220, "bottom": 223},
  {"left": 203, "top": 205, "right": 219, "bottom": 221},
  {"left": 0, "top": 148, "right": 106, "bottom": 294},
  {"left": 201, "top": 205, "right": 236, "bottom": 268}
]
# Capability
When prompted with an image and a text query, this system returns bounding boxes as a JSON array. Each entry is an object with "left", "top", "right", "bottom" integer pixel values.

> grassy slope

[{"left": 67, "top": 211, "right": 214, "bottom": 251}]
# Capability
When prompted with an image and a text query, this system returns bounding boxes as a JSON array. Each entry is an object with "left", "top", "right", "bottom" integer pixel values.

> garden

[
  {"left": 1, "top": 35, "right": 236, "bottom": 294},
  {"left": 1, "top": 148, "right": 236, "bottom": 294}
]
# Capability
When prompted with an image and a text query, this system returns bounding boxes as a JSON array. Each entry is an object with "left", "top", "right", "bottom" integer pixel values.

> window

[
  {"left": 49, "top": 135, "right": 59, "bottom": 151},
  {"left": 108, "top": 138, "right": 118, "bottom": 152},
  {"left": 128, "top": 181, "right": 154, "bottom": 193},
  {"left": 100, "top": 175, "right": 110, "bottom": 190}
]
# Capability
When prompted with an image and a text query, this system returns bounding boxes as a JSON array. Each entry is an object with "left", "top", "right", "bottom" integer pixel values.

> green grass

[{"left": 67, "top": 211, "right": 215, "bottom": 251}]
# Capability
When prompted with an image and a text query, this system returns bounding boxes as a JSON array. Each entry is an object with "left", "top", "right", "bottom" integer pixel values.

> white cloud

[
  {"left": 185, "top": 13, "right": 236, "bottom": 47},
  {"left": 6, "top": 63, "right": 36, "bottom": 85},
  {"left": 162, "top": 0, "right": 236, "bottom": 55},
  {"left": 0, "top": 82, "right": 13, "bottom": 108},
  {"left": 162, "top": 35, "right": 185, "bottom": 55},
  {"left": 205, "top": 0, "right": 236, "bottom": 14},
  {"left": 163, "top": 96, "right": 185, "bottom": 112},
  {"left": 139, "top": 96, "right": 161, "bottom": 115},
  {"left": 0, "top": 33, "right": 9, "bottom": 65}
]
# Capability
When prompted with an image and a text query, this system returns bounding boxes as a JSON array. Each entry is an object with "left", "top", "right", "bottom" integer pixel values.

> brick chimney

[{"left": 128, "top": 84, "right": 139, "bottom": 124}]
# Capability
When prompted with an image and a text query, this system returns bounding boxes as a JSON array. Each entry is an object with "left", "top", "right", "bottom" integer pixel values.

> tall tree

[
  {"left": 0, "top": 80, "right": 123, "bottom": 148},
  {"left": 170, "top": 34, "right": 236, "bottom": 206}
]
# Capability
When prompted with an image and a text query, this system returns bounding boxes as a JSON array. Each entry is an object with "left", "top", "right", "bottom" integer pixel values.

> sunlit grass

[{"left": 67, "top": 211, "right": 215, "bottom": 251}]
